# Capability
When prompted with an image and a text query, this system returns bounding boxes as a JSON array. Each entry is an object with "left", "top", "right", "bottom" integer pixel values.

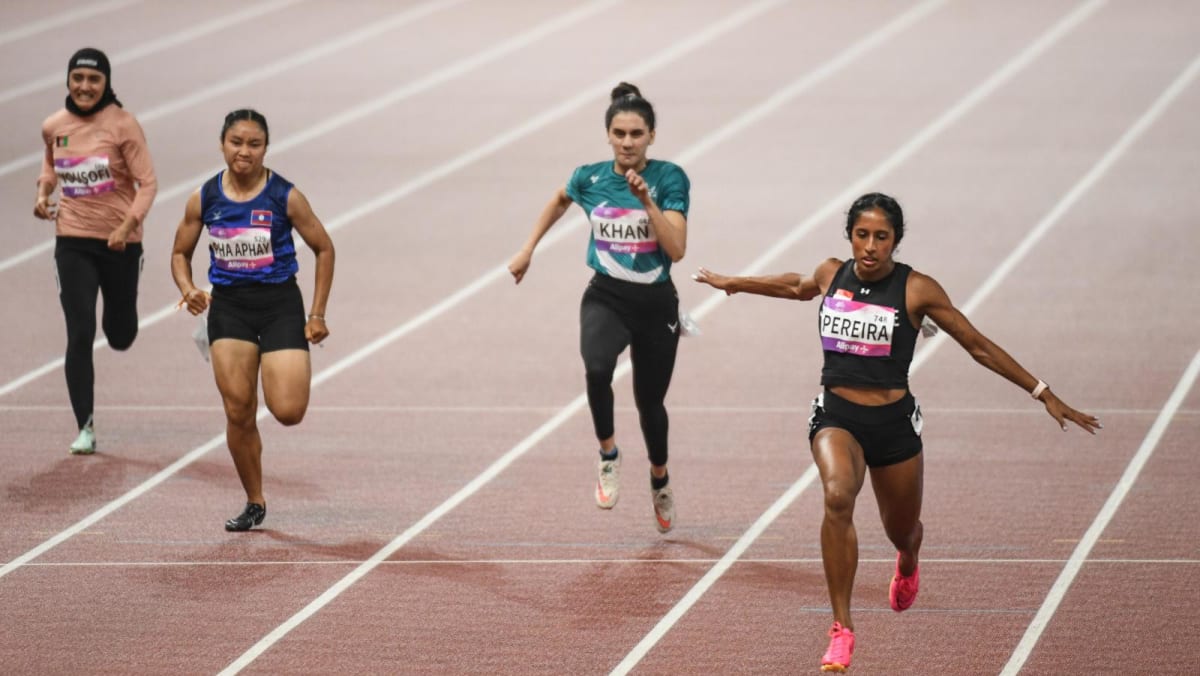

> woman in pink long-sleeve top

[{"left": 33, "top": 47, "right": 157, "bottom": 455}]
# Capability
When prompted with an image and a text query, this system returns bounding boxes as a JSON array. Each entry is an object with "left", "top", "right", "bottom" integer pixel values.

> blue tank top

[
  {"left": 200, "top": 170, "right": 299, "bottom": 286},
  {"left": 565, "top": 159, "right": 690, "bottom": 284}
]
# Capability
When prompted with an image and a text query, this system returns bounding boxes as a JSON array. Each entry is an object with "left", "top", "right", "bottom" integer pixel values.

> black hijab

[{"left": 64, "top": 47, "right": 122, "bottom": 117}]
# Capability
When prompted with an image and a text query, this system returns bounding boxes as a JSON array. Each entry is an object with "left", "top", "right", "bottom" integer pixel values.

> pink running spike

[
  {"left": 889, "top": 552, "right": 920, "bottom": 612},
  {"left": 820, "top": 621, "right": 855, "bottom": 672}
]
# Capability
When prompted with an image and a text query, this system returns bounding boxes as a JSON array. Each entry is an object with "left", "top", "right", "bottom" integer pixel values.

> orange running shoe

[
  {"left": 820, "top": 621, "right": 855, "bottom": 672},
  {"left": 889, "top": 552, "right": 920, "bottom": 612},
  {"left": 651, "top": 485, "right": 674, "bottom": 533},
  {"left": 595, "top": 452, "right": 620, "bottom": 509}
]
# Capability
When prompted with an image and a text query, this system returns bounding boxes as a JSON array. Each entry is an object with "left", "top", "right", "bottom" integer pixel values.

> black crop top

[{"left": 819, "top": 259, "right": 918, "bottom": 389}]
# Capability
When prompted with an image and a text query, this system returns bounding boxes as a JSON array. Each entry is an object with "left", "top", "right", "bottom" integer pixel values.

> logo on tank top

[{"left": 251, "top": 210, "right": 273, "bottom": 226}]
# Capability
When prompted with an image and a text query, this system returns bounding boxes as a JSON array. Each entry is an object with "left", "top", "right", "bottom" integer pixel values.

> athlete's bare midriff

[{"left": 829, "top": 384, "right": 908, "bottom": 407}]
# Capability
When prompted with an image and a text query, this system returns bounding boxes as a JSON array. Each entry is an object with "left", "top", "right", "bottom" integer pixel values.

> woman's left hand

[
  {"left": 306, "top": 315, "right": 329, "bottom": 344},
  {"left": 107, "top": 222, "right": 133, "bottom": 251},
  {"left": 1041, "top": 390, "right": 1102, "bottom": 434}
]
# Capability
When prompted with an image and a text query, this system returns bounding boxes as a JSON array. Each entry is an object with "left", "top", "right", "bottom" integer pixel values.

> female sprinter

[
  {"left": 508, "top": 83, "right": 690, "bottom": 533},
  {"left": 171, "top": 109, "right": 335, "bottom": 532},
  {"left": 34, "top": 47, "right": 157, "bottom": 454},
  {"left": 693, "top": 192, "right": 1100, "bottom": 671}
]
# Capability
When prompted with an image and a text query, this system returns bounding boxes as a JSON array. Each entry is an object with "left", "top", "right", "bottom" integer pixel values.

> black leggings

[
  {"left": 580, "top": 273, "right": 680, "bottom": 467},
  {"left": 54, "top": 237, "right": 143, "bottom": 428}
]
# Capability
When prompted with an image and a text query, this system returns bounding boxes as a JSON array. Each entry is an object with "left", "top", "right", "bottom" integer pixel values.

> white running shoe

[
  {"left": 652, "top": 485, "right": 675, "bottom": 533},
  {"left": 69, "top": 418, "right": 96, "bottom": 455},
  {"left": 595, "top": 453, "right": 620, "bottom": 509}
]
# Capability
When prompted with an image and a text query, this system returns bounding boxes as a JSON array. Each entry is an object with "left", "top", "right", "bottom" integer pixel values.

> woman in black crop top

[{"left": 694, "top": 193, "right": 1100, "bottom": 673}]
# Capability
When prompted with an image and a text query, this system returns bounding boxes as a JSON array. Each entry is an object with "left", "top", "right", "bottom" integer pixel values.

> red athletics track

[{"left": 1, "top": 1, "right": 1197, "bottom": 674}]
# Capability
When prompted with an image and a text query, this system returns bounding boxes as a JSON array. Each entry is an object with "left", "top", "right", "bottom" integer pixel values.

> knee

[
  {"left": 822, "top": 483, "right": 857, "bottom": 521},
  {"left": 584, "top": 360, "right": 614, "bottom": 387},
  {"left": 107, "top": 328, "right": 137, "bottom": 351},
  {"left": 272, "top": 407, "right": 305, "bottom": 427},
  {"left": 632, "top": 389, "right": 666, "bottom": 416},
  {"left": 65, "top": 319, "right": 97, "bottom": 347},
  {"left": 224, "top": 401, "right": 258, "bottom": 430}
]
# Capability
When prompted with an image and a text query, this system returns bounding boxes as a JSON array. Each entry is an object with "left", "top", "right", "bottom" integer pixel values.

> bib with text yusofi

[
  {"left": 820, "top": 292, "right": 896, "bottom": 357},
  {"left": 591, "top": 204, "right": 657, "bottom": 259},
  {"left": 55, "top": 155, "right": 115, "bottom": 197},
  {"left": 209, "top": 210, "right": 275, "bottom": 271}
]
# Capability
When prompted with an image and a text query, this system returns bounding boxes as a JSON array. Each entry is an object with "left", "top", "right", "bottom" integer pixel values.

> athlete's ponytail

[{"left": 604, "top": 82, "right": 656, "bottom": 131}]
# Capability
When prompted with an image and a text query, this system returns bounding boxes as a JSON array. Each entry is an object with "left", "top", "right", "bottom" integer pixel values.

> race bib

[
  {"left": 209, "top": 213, "right": 274, "bottom": 271},
  {"left": 820, "top": 295, "right": 897, "bottom": 357},
  {"left": 55, "top": 155, "right": 115, "bottom": 197},
  {"left": 590, "top": 205, "right": 658, "bottom": 254}
]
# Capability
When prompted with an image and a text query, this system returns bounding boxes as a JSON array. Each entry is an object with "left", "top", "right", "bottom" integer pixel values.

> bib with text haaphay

[
  {"left": 820, "top": 295, "right": 896, "bottom": 357},
  {"left": 210, "top": 210, "right": 274, "bottom": 271}
]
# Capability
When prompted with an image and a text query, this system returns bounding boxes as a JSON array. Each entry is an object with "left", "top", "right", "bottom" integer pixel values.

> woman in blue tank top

[
  {"left": 508, "top": 83, "right": 690, "bottom": 534},
  {"left": 694, "top": 193, "right": 1100, "bottom": 672},
  {"left": 170, "top": 109, "right": 336, "bottom": 533}
]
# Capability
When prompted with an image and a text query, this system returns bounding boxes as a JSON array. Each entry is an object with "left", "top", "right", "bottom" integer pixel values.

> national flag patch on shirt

[
  {"left": 55, "top": 135, "right": 69, "bottom": 148},
  {"left": 250, "top": 210, "right": 273, "bottom": 227},
  {"left": 834, "top": 288, "right": 854, "bottom": 300}
]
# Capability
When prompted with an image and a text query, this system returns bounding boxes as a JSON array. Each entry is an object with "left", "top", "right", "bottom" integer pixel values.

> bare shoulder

[
  {"left": 906, "top": 267, "right": 953, "bottom": 311},
  {"left": 286, "top": 185, "right": 313, "bottom": 213},
  {"left": 907, "top": 265, "right": 945, "bottom": 289},
  {"left": 181, "top": 188, "right": 203, "bottom": 219},
  {"left": 814, "top": 257, "right": 842, "bottom": 281}
]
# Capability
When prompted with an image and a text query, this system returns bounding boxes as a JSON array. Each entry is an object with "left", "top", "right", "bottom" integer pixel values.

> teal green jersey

[{"left": 565, "top": 159, "right": 690, "bottom": 284}]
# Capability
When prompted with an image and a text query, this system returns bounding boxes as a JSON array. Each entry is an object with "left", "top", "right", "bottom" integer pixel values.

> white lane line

[
  {"left": 0, "top": 0, "right": 142, "bottom": 47},
  {"left": 612, "top": 1, "right": 1117, "bottom": 672},
  {"left": 0, "top": 0, "right": 463, "bottom": 182},
  {"left": 0, "top": 0, "right": 619, "bottom": 394},
  {"left": 0, "top": 0, "right": 786, "bottom": 579},
  {"left": 25, "top": 557, "right": 1200, "bottom": 568},
  {"left": 0, "top": 0, "right": 305, "bottom": 107},
  {"left": 1001, "top": 348, "right": 1200, "bottom": 674},
  {"left": 214, "top": 2, "right": 959, "bottom": 672},
  {"left": 2, "top": 404, "right": 1187, "bottom": 414}
]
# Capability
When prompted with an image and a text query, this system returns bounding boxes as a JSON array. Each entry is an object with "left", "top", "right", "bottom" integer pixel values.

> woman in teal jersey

[
  {"left": 694, "top": 193, "right": 1100, "bottom": 672},
  {"left": 509, "top": 83, "right": 690, "bottom": 533}
]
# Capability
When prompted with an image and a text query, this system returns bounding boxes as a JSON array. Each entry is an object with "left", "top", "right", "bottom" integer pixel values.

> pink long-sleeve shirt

[{"left": 38, "top": 104, "right": 157, "bottom": 242}]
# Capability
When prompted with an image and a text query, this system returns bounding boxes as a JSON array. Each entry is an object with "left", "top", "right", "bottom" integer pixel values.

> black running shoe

[{"left": 225, "top": 503, "right": 266, "bottom": 532}]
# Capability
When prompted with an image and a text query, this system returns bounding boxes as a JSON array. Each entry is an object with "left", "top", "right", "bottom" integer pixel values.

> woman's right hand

[
  {"left": 33, "top": 195, "right": 56, "bottom": 220},
  {"left": 508, "top": 249, "right": 532, "bottom": 284},
  {"left": 692, "top": 267, "right": 735, "bottom": 294},
  {"left": 180, "top": 288, "right": 211, "bottom": 316}
]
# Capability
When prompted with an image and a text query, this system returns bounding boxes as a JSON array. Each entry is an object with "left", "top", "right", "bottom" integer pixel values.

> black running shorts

[
  {"left": 807, "top": 388, "right": 923, "bottom": 468},
  {"left": 207, "top": 277, "right": 308, "bottom": 353}
]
